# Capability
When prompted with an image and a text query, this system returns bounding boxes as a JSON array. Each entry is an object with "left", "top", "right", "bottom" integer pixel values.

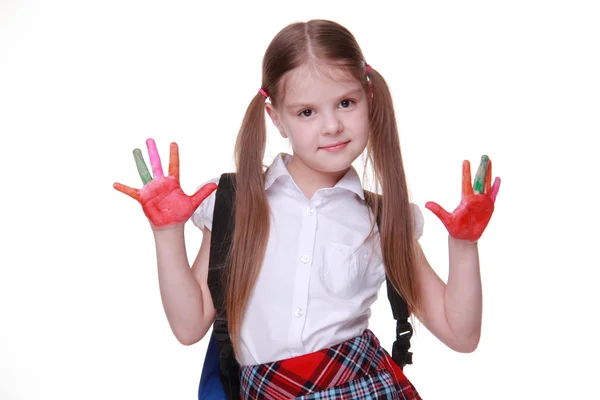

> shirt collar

[{"left": 264, "top": 153, "right": 365, "bottom": 200}]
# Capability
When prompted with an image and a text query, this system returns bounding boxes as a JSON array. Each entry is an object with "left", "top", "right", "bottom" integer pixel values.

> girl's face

[{"left": 266, "top": 63, "right": 370, "bottom": 182}]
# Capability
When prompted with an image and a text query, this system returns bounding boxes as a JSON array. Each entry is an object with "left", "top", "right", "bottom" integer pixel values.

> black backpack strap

[
  {"left": 208, "top": 172, "right": 241, "bottom": 400},
  {"left": 364, "top": 191, "right": 414, "bottom": 369}
]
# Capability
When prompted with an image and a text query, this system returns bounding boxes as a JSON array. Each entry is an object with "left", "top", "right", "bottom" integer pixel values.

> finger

[
  {"left": 168, "top": 142, "right": 180, "bottom": 182},
  {"left": 191, "top": 182, "right": 218, "bottom": 210},
  {"left": 484, "top": 159, "right": 492, "bottom": 195},
  {"left": 490, "top": 177, "right": 501, "bottom": 203},
  {"left": 146, "top": 138, "right": 164, "bottom": 179},
  {"left": 133, "top": 148, "right": 153, "bottom": 185},
  {"left": 425, "top": 201, "right": 452, "bottom": 227},
  {"left": 473, "top": 155, "right": 490, "bottom": 194},
  {"left": 113, "top": 182, "right": 141, "bottom": 201},
  {"left": 461, "top": 160, "right": 472, "bottom": 199}
]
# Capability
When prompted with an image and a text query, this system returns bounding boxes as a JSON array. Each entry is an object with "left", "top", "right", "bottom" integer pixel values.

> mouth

[{"left": 320, "top": 140, "right": 350, "bottom": 151}]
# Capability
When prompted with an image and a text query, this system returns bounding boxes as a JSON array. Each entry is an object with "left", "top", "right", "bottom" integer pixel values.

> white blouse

[{"left": 192, "top": 153, "right": 424, "bottom": 366}]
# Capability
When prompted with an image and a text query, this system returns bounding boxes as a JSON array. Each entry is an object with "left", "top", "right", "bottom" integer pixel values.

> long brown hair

[{"left": 226, "top": 19, "right": 422, "bottom": 357}]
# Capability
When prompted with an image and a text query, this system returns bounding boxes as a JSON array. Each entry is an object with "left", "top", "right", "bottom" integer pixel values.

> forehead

[{"left": 278, "top": 63, "right": 362, "bottom": 103}]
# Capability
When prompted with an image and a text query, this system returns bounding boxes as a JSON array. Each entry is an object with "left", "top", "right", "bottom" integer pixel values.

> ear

[
  {"left": 368, "top": 81, "right": 373, "bottom": 108},
  {"left": 265, "top": 103, "right": 288, "bottom": 139}
]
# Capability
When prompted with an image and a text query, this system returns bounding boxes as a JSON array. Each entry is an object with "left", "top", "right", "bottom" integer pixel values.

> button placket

[
  {"left": 300, "top": 202, "right": 315, "bottom": 266},
  {"left": 286, "top": 202, "right": 317, "bottom": 356}
]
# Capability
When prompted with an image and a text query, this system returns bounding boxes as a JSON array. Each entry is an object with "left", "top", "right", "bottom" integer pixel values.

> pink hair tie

[
  {"left": 259, "top": 88, "right": 269, "bottom": 99},
  {"left": 365, "top": 64, "right": 372, "bottom": 75}
]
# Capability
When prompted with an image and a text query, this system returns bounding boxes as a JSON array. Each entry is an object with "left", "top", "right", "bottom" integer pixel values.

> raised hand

[
  {"left": 113, "top": 139, "right": 217, "bottom": 227},
  {"left": 425, "top": 155, "right": 501, "bottom": 242}
]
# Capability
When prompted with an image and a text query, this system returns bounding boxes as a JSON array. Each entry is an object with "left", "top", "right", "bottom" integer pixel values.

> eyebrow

[{"left": 285, "top": 88, "right": 363, "bottom": 110}]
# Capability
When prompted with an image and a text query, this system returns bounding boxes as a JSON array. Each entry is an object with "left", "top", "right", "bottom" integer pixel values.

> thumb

[
  {"left": 190, "top": 183, "right": 218, "bottom": 210},
  {"left": 113, "top": 182, "right": 141, "bottom": 202},
  {"left": 425, "top": 201, "right": 452, "bottom": 227}
]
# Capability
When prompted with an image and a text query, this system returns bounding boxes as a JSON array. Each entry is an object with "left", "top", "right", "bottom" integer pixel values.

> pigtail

[
  {"left": 367, "top": 67, "right": 422, "bottom": 319},
  {"left": 227, "top": 92, "right": 271, "bottom": 357}
]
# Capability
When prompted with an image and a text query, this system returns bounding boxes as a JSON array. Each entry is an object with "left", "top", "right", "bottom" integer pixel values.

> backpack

[{"left": 206, "top": 173, "right": 413, "bottom": 400}]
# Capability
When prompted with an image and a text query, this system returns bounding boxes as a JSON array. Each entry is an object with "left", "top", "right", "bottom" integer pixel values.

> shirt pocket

[{"left": 320, "top": 242, "right": 369, "bottom": 300}]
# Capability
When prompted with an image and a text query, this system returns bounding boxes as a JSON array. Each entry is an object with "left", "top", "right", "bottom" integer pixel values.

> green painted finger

[
  {"left": 133, "top": 148, "right": 153, "bottom": 185},
  {"left": 473, "top": 155, "right": 490, "bottom": 194}
]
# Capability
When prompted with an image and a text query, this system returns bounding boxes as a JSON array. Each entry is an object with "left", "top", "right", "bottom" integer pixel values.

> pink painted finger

[
  {"left": 146, "top": 138, "right": 164, "bottom": 179},
  {"left": 490, "top": 177, "right": 501, "bottom": 203}
]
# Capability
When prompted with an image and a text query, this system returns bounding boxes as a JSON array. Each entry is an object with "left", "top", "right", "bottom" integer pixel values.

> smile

[{"left": 320, "top": 141, "right": 350, "bottom": 152}]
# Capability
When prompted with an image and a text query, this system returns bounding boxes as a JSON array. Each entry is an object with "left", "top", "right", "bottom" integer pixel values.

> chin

[
  {"left": 316, "top": 164, "right": 351, "bottom": 174},
  {"left": 314, "top": 153, "right": 359, "bottom": 174}
]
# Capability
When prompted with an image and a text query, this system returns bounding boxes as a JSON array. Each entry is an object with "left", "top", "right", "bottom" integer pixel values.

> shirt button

[
  {"left": 295, "top": 308, "right": 304, "bottom": 317},
  {"left": 301, "top": 255, "right": 310, "bottom": 264},
  {"left": 306, "top": 207, "right": 315, "bottom": 215}
]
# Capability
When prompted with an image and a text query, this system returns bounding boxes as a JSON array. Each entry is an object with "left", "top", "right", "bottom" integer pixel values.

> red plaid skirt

[{"left": 239, "top": 329, "right": 421, "bottom": 399}]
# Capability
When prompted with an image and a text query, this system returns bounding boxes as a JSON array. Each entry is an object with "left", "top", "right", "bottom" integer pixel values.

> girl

[{"left": 114, "top": 19, "right": 500, "bottom": 399}]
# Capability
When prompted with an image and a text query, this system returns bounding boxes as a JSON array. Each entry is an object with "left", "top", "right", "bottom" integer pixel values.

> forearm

[
  {"left": 444, "top": 235, "right": 482, "bottom": 350},
  {"left": 153, "top": 225, "right": 207, "bottom": 344}
]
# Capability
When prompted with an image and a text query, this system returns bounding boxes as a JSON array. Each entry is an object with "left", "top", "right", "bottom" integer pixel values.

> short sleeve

[
  {"left": 410, "top": 203, "right": 424, "bottom": 239},
  {"left": 190, "top": 177, "right": 220, "bottom": 231}
]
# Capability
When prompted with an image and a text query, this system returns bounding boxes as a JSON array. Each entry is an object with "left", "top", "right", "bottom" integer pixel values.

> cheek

[
  {"left": 349, "top": 111, "right": 370, "bottom": 138},
  {"left": 285, "top": 121, "right": 318, "bottom": 147}
]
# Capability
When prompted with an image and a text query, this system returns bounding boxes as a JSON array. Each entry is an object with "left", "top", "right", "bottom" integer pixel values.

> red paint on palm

[
  {"left": 138, "top": 176, "right": 217, "bottom": 226},
  {"left": 425, "top": 158, "right": 501, "bottom": 242}
]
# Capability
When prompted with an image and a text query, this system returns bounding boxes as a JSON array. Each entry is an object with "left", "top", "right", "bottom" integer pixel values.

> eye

[
  {"left": 299, "top": 109, "right": 315, "bottom": 118},
  {"left": 339, "top": 99, "right": 355, "bottom": 108}
]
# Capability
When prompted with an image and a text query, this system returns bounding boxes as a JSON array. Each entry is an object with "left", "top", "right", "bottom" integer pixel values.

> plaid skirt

[{"left": 239, "top": 329, "right": 421, "bottom": 399}]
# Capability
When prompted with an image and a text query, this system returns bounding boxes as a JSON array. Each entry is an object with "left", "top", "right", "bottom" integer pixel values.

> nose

[{"left": 322, "top": 112, "right": 343, "bottom": 136}]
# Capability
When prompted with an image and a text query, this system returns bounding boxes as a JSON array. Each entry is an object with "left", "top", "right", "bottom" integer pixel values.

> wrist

[
  {"left": 448, "top": 235, "right": 478, "bottom": 247},
  {"left": 151, "top": 221, "right": 186, "bottom": 237}
]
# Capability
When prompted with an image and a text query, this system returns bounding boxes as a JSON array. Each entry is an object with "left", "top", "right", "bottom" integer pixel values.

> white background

[{"left": 1, "top": 0, "right": 599, "bottom": 398}]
